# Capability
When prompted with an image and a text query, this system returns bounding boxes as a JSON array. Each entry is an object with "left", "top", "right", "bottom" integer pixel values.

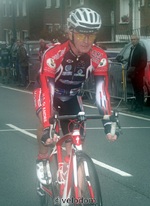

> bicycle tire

[{"left": 71, "top": 151, "right": 103, "bottom": 206}]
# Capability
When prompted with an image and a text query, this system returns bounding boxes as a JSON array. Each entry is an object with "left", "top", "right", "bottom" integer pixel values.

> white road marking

[
  {"left": 86, "top": 126, "right": 150, "bottom": 130},
  {"left": 6, "top": 124, "right": 37, "bottom": 139},
  {"left": 5, "top": 123, "right": 132, "bottom": 177},
  {"left": 0, "top": 85, "right": 32, "bottom": 94},
  {"left": 1, "top": 85, "right": 150, "bottom": 121},
  {"left": 1, "top": 126, "right": 150, "bottom": 133},
  {"left": 92, "top": 158, "right": 132, "bottom": 177},
  {"left": 0, "top": 129, "right": 36, "bottom": 132}
]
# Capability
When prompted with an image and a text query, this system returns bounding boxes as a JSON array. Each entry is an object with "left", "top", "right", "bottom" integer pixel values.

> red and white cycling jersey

[{"left": 33, "top": 40, "right": 111, "bottom": 129}]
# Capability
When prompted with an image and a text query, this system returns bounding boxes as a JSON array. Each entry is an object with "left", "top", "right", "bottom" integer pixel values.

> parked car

[
  {"left": 108, "top": 39, "right": 150, "bottom": 105},
  {"left": 105, "top": 49, "right": 120, "bottom": 62}
]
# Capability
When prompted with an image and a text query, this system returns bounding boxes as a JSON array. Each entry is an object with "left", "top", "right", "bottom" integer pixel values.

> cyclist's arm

[
  {"left": 33, "top": 77, "right": 42, "bottom": 116},
  {"left": 39, "top": 50, "right": 55, "bottom": 129},
  {"left": 92, "top": 47, "right": 112, "bottom": 135},
  {"left": 93, "top": 48, "right": 111, "bottom": 115}
]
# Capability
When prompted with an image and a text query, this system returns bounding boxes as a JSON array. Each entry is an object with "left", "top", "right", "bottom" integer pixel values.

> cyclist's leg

[
  {"left": 37, "top": 111, "right": 49, "bottom": 158},
  {"left": 36, "top": 111, "right": 52, "bottom": 186}
]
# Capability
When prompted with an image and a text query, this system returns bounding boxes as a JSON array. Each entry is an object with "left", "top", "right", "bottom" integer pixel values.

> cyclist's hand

[
  {"left": 53, "top": 133, "right": 59, "bottom": 143},
  {"left": 41, "top": 125, "right": 59, "bottom": 146},
  {"left": 103, "top": 121, "right": 119, "bottom": 142},
  {"left": 106, "top": 133, "right": 117, "bottom": 142}
]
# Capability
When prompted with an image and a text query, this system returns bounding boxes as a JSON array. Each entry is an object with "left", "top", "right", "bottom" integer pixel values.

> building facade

[
  {"left": 0, "top": 0, "right": 150, "bottom": 44},
  {"left": 115, "top": 0, "right": 150, "bottom": 41}
]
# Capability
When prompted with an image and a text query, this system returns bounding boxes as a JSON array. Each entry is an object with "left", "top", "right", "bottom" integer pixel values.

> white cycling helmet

[{"left": 67, "top": 8, "right": 101, "bottom": 33}]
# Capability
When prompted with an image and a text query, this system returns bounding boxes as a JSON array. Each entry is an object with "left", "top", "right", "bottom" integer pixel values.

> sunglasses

[{"left": 73, "top": 32, "right": 96, "bottom": 42}]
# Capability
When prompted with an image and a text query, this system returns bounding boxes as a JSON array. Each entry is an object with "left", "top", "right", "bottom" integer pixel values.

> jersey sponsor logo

[
  {"left": 66, "top": 59, "right": 74, "bottom": 63},
  {"left": 62, "top": 71, "right": 72, "bottom": 76},
  {"left": 98, "top": 58, "right": 107, "bottom": 67},
  {"left": 77, "top": 60, "right": 86, "bottom": 67},
  {"left": 52, "top": 48, "right": 66, "bottom": 60},
  {"left": 60, "top": 79, "right": 81, "bottom": 85},
  {"left": 91, "top": 50, "right": 102, "bottom": 64},
  {"left": 46, "top": 58, "right": 56, "bottom": 68},
  {"left": 74, "top": 69, "right": 84, "bottom": 77},
  {"left": 65, "top": 65, "right": 72, "bottom": 71}
]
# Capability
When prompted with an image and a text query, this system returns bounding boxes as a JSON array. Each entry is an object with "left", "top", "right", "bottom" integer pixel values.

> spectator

[
  {"left": 38, "top": 39, "right": 49, "bottom": 62},
  {"left": 9, "top": 39, "right": 20, "bottom": 83},
  {"left": 17, "top": 40, "right": 29, "bottom": 87},
  {"left": 0, "top": 43, "right": 11, "bottom": 84},
  {"left": 127, "top": 34, "right": 147, "bottom": 112}
]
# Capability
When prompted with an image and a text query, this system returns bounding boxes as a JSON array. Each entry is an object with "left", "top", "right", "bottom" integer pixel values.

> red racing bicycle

[{"left": 37, "top": 111, "right": 120, "bottom": 206}]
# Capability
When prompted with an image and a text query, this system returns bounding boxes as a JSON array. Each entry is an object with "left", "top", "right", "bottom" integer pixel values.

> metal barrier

[
  {"left": 81, "top": 62, "right": 135, "bottom": 103},
  {"left": 26, "top": 60, "right": 40, "bottom": 88}
]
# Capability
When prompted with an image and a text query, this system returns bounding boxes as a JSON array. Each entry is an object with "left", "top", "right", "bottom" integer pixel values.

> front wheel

[{"left": 72, "top": 151, "right": 103, "bottom": 206}]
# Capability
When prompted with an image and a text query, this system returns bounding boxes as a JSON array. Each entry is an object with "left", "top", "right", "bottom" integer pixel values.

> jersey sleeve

[
  {"left": 33, "top": 81, "right": 42, "bottom": 115},
  {"left": 39, "top": 49, "right": 56, "bottom": 129},
  {"left": 92, "top": 46, "right": 111, "bottom": 115}
]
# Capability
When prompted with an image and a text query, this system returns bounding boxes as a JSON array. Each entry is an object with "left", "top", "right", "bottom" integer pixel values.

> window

[
  {"left": 16, "top": 31, "right": 20, "bottom": 40},
  {"left": 4, "top": 29, "right": 9, "bottom": 43},
  {"left": 22, "top": 30, "right": 28, "bottom": 40},
  {"left": 3, "top": 1, "right": 7, "bottom": 17},
  {"left": 22, "top": 0, "right": 27, "bottom": 16},
  {"left": 120, "top": 0, "right": 129, "bottom": 23},
  {"left": 45, "top": 0, "right": 51, "bottom": 8},
  {"left": 55, "top": 0, "right": 60, "bottom": 8},
  {"left": 46, "top": 24, "right": 53, "bottom": 33},
  {"left": 54, "top": 24, "right": 60, "bottom": 31}
]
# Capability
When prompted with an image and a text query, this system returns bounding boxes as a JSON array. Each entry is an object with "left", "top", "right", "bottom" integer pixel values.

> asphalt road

[{"left": 0, "top": 84, "right": 150, "bottom": 206}]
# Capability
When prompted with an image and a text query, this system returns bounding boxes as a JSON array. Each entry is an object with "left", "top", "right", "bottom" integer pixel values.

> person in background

[
  {"left": 38, "top": 39, "right": 49, "bottom": 62},
  {"left": 0, "top": 43, "right": 11, "bottom": 84},
  {"left": 17, "top": 40, "right": 29, "bottom": 87},
  {"left": 10, "top": 39, "right": 20, "bottom": 83},
  {"left": 33, "top": 7, "right": 118, "bottom": 187},
  {"left": 127, "top": 34, "right": 147, "bottom": 112}
]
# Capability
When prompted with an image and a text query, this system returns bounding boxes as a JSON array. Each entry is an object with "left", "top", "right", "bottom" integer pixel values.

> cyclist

[{"left": 33, "top": 8, "right": 118, "bottom": 185}]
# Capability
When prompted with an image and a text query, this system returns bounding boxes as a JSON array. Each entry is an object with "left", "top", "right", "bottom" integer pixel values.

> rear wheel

[{"left": 72, "top": 151, "right": 103, "bottom": 206}]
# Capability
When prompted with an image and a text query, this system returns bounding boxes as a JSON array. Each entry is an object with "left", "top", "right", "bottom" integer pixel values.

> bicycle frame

[{"left": 51, "top": 120, "right": 84, "bottom": 202}]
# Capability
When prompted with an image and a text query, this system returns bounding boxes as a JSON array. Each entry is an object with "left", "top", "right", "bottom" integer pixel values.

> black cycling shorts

[{"left": 54, "top": 95, "right": 83, "bottom": 135}]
